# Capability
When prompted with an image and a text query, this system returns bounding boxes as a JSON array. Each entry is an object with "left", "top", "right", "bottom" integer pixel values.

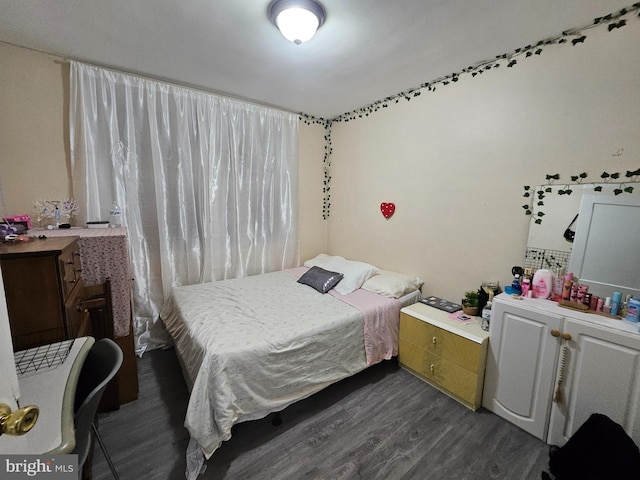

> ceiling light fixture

[{"left": 268, "top": 0, "right": 326, "bottom": 45}]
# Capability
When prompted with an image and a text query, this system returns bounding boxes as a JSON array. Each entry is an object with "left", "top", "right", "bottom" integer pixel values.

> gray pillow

[{"left": 297, "top": 266, "right": 343, "bottom": 294}]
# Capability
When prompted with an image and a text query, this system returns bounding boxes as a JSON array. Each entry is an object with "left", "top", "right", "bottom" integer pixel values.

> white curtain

[{"left": 69, "top": 62, "right": 299, "bottom": 353}]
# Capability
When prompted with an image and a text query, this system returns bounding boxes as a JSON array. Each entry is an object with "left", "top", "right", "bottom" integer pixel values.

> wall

[
  {"left": 0, "top": 42, "right": 71, "bottom": 217},
  {"left": 326, "top": 24, "right": 640, "bottom": 302},
  {"left": 298, "top": 122, "right": 329, "bottom": 260}
]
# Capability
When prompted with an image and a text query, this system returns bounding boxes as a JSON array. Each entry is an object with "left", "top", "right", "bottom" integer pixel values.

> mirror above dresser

[{"left": 524, "top": 180, "right": 640, "bottom": 299}]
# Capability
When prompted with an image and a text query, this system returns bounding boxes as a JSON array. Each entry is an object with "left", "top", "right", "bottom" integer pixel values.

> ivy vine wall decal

[
  {"left": 301, "top": 3, "right": 640, "bottom": 219},
  {"left": 523, "top": 168, "right": 640, "bottom": 224}
]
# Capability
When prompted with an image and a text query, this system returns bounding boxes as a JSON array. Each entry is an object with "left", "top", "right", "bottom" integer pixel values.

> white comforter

[{"left": 160, "top": 269, "right": 415, "bottom": 477}]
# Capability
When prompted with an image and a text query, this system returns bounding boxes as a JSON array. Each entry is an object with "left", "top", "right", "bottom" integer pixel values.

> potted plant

[{"left": 462, "top": 290, "right": 480, "bottom": 316}]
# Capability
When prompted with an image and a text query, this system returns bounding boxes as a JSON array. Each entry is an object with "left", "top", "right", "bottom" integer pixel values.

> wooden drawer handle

[
  {"left": 550, "top": 329, "right": 561, "bottom": 337},
  {"left": 561, "top": 332, "right": 572, "bottom": 341}
]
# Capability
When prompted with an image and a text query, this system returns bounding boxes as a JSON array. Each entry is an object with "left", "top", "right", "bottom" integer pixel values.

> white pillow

[
  {"left": 302, "top": 254, "right": 378, "bottom": 295},
  {"left": 303, "top": 254, "right": 344, "bottom": 269},
  {"left": 361, "top": 270, "right": 424, "bottom": 298}
]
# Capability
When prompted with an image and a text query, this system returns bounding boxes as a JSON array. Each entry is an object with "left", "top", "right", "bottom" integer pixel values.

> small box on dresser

[{"left": 399, "top": 302, "right": 490, "bottom": 410}]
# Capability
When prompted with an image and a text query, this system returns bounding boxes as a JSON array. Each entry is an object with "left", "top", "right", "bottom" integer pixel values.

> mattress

[{"left": 160, "top": 269, "right": 420, "bottom": 477}]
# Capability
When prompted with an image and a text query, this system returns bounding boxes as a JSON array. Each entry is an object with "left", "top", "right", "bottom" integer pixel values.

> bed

[{"left": 160, "top": 255, "right": 423, "bottom": 479}]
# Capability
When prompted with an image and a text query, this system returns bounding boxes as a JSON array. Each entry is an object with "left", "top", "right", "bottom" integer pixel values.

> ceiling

[{"left": 0, "top": 0, "right": 632, "bottom": 119}]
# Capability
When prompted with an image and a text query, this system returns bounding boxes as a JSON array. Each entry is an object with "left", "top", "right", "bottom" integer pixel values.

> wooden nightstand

[{"left": 399, "top": 302, "right": 490, "bottom": 410}]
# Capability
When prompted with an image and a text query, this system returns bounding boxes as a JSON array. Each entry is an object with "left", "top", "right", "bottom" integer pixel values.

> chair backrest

[
  {"left": 73, "top": 338, "right": 124, "bottom": 468},
  {"left": 78, "top": 279, "right": 115, "bottom": 340}
]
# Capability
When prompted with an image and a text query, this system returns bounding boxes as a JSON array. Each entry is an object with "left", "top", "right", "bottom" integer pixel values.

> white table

[{"left": 0, "top": 337, "right": 94, "bottom": 454}]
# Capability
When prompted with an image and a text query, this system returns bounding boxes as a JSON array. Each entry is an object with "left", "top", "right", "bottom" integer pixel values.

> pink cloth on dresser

[
  {"left": 30, "top": 227, "right": 132, "bottom": 337},
  {"left": 286, "top": 266, "right": 402, "bottom": 365}
]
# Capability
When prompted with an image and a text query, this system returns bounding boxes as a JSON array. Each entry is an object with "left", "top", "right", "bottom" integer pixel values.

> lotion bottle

[{"left": 532, "top": 269, "right": 553, "bottom": 299}]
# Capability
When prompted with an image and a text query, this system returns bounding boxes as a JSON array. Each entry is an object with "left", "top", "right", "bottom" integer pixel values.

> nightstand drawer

[
  {"left": 400, "top": 312, "right": 482, "bottom": 373},
  {"left": 399, "top": 338, "right": 479, "bottom": 407},
  {"left": 399, "top": 303, "right": 489, "bottom": 411}
]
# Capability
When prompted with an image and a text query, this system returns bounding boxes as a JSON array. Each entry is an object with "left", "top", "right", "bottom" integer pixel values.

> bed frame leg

[{"left": 272, "top": 412, "right": 282, "bottom": 426}]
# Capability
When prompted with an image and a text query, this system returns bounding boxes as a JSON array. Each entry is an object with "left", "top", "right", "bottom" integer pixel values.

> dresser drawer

[
  {"left": 399, "top": 338, "right": 479, "bottom": 407},
  {"left": 399, "top": 305, "right": 489, "bottom": 411},
  {"left": 400, "top": 312, "right": 483, "bottom": 373},
  {"left": 59, "top": 243, "right": 82, "bottom": 298}
]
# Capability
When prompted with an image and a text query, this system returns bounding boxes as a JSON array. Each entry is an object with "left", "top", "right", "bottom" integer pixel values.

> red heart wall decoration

[{"left": 380, "top": 202, "right": 395, "bottom": 219}]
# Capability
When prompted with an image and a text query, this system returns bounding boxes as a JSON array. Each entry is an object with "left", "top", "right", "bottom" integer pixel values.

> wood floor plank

[{"left": 91, "top": 348, "right": 551, "bottom": 480}]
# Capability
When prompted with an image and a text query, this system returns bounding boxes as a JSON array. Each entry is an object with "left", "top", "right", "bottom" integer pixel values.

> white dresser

[{"left": 483, "top": 293, "right": 640, "bottom": 446}]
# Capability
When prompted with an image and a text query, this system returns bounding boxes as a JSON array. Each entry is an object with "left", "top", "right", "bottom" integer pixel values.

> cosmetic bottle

[
  {"left": 481, "top": 301, "right": 492, "bottom": 332},
  {"left": 570, "top": 284, "right": 579, "bottom": 302},
  {"left": 603, "top": 297, "right": 612, "bottom": 314},
  {"left": 620, "top": 294, "right": 632, "bottom": 317},
  {"left": 561, "top": 273, "right": 573, "bottom": 301},
  {"left": 521, "top": 276, "right": 531, "bottom": 298},
  {"left": 532, "top": 269, "right": 553, "bottom": 299},
  {"left": 553, "top": 268, "right": 565, "bottom": 299},
  {"left": 596, "top": 297, "right": 604, "bottom": 312},
  {"left": 611, "top": 291, "right": 622, "bottom": 316},
  {"left": 576, "top": 284, "right": 589, "bottom": 305},
  {"left": 589, "top": 295, "right": 599, "bottom": 311},
  {"left": 511, "top": 274, "right": 522, "bottom": 296}
]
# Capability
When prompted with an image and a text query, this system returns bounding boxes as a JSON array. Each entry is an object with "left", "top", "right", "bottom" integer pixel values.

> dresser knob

[
  {"left": 430, "top": 364, "right": 435, "bottom": 374},
  {"left": 561, "top": 332, "right": 572, "bottom": 341},
  {"left": 432, "top": 336, "right": 437, "bottom": 345},
  {"left": 550, "top": 329, "right": 561, "bottom": 337}
]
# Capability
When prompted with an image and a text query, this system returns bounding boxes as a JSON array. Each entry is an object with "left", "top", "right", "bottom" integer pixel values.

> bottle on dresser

[
  {"left": 520, "top": 268, "right": 533, "bottom": 298},
  {"left": 626, "top": 298, "right": 640, "bottom": 324},
  {"left": 620, "top": 294, "right": 632, "bottom": 317},
  {"left": 532, "top": 269, "right": 553, "bottom": 299},
  {"left": 562, "top": 273, "right": 574, "bottom": 301},
  {"left": 553, "top": 268, "right": 565, "bottom": 300},
  {"left": 603, "top": 297, "right": 612, "bottom": 314},
  {"left": 481, "top": 301, "right": 492, "bottom": 332},
  {"left": 611, "top": 291, "right": 622, "bottom": 316},
  {"left": 511, "top": 274, "right": 522, "bottom": 296}
]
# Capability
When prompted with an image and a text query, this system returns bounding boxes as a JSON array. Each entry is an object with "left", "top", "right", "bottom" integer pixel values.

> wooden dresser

[
  {"left": 0, "top": 237, "right": 85, "bottom": 351},
  {"left": 399, "top": 302, "right": 490, "bottom": 410},
  {"left": 1, "top": 229, "right": 139, "bottom": 407}
]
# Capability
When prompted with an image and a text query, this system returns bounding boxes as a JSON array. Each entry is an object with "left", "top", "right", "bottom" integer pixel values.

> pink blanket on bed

[{"left": 286, "top": 267, "right": 402, "bottom": 365}]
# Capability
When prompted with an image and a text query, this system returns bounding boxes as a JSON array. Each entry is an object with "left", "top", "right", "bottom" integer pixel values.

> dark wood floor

[{"left": 91, "top": 348, "right": 551, "bottom": 480}]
